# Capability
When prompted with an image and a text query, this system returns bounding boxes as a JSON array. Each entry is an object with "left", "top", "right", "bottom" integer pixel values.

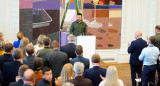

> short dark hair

[
  {"left": 43, "top": 37, "right": 51, "bottom": 46},
  {"left": 149, "top": 36, "right": 155, "bottom": 44},
  {"left": 26, "top": 43, "right": 34, "bottom": 55},
  {"left": 33, "top": 59, "right": 43, "bottom": 71},
  {"left": 92, "top": 54, "right": 100, "bottom": 63},
  {"left": 4, "top": 43, "right": 13, "bottom": 52},
  {"left": 12, "top": 48, "right": 22, "bottom": 59},
  {"left": 75, "top": 45, "right": 83, "bottom": 55},
  {"left": 155, "top": 25, "right": 160, "bottom": 31},
  {"left": 77, "top": 13, "right": 82, "bottom": 16},
  {"left": 18, "top": 65, "right": 29, "bottom": 77},
  {"left": 42, "top": 67, "right": 51, "bottom": 75}
]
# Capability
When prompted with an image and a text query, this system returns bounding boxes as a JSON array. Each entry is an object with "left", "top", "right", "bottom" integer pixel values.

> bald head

[
  {"left": 135, "top": 31, "right": 142, "bottom": 39},
  {"left": 52, "top": 40, "right": 59, "bottom": 49},
  {"left": 23, "top": 69, "right": 35, "bottom": 82},
  {"left": 67, "top": 34, "right": 75, "bottom": 43}
]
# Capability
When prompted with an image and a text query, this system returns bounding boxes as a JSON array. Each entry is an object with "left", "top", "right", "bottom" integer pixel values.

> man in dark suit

[
  {"left": 70, "top": 45, "right": 90, "bottom": 69},
  {"left": 67, "top": 62, "right": 92, "bottom": 86},
  {"left": 0, "top": 43, "right": 13, "bottom": 71},
  {"left": 44, "top": 40, "right": 68, "bottom": 86},
  {"left": 60, "top": 34, "right": 76, "bottom": 60},
  {"left": 9, "top": 64, "right": 29, "bottom": 86},
  {"left": 83, "top": 54, "right": 106, "bottom": 86},
  {"left": 128, "top": 31, "right": 147, "bottom": 86},
  {"left": 3, "top": 48, "right": 23, "bottom": 86}
]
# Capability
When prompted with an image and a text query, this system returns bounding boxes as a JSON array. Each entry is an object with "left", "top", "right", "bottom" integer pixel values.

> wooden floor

[{"left": 100, "top": 62, "right": 132, "bottom": 86}]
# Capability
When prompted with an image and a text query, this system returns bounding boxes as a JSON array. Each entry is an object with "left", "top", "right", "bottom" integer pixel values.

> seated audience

[
  {"left": 99, "top": 66, "right": 124, "bottom": 86},
  {"left": 70, "top": 45, "right": 90, "bottom": 69},
  {"left": 3, "top": 48, "right": 23, "bottom": 86},
  {"left": 0, "top": 41, "right": 5, "bottom": 56},
  {"left": 0, "top": 43, "right": 13, "bottom": 71},
  {"left": 67, "top": 62, "right": 92, "bottom": 86},
  {"left": 9, "top": 64, "right": 29, "bottom": 86},
  {"left": 23, "top": 69, "right": 35, "bottom": 86},
  {"left": 13, "top": 32, "right": 24, "bottom": 48},
  {"left": 60, "top": 34, "right": 76, "bottom": 60},
  {"left": 139, "top": 36, "right": 159, "bottom": 86},
  {"left": 44, "top": 40, "right": 68, "bottom": 86},
  {"left": 34, "top": 34, "right": 46, "bottom": 55},
  {"left": 37, "top": 67, "right": 52, "bottom": 86},
  {"left": 55, "top": 63, "right": 75, "bottom": 86},
  {"left": 19, "top": 37, "right": 29, "bottom": 57},
  {"left": 38, "top": 37, "right": 52, "bottom": 60},
  {"left": 62, "top": 82, "right": 74, "bottom": 86},
  {"left": 33, "top": 59, "right": 43, "bottom": 86},
  {"left": 83, "top": 54, "right": 106, "bottom": 86},
  {"left": 23, "top": 43, "right": 39, "bottom": 69}
]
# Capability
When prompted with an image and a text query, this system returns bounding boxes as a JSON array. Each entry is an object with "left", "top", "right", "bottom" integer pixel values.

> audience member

[
  {"left": 67, "top": 62, "right": 92, "bottom": 86},
  {"left": 13, "top": 32, "right": 24, "bottom": 48},
  {"left": 70, "top": 45, "right": 90, "bottom": 69},
  {"left": 19, "top": 37, "right": 29, "bottom": 57},
  {"left": 37, "top": 67, "right": 52, "bottom": 86},
  {"left": 34, "top": 34, "right": 46, "bottom": 55},
  {"left": 0, "top": 41, "right": 5, "bottom": 56},
  {"left": 0, "top": 32, "right": 9, "bottom": 43},
  {"left": 60, "top": 34, "right": 76, "bottom": 61},
  {"left": 99, "top": 66, "right": 124, "bottom": 86},
  {"left": 44, "top": 40, "right": 68, "bottom": 86},
  {"left": 139, "top": 36, "right": 159, "bottom": 86},
  {"left": 3, "top": 48, "right": 23, "bottom": 86},
  {"left": 9, "top": 64, "right": 29, "bottom": 86},
  {"left": 83, "top": 54, "right": 106, "bottom": 86},
  {"left": 23, "top": 69, "right": 35, "bottom": 86},
  {"left": 38, "top": 37, "right": 52, "bottom": 60},
  {"left": 0, "top": 43, "right": 13, "bottom": 71},
  {"left": 127, "top": 31, "right": 147, "bottom": 86}
]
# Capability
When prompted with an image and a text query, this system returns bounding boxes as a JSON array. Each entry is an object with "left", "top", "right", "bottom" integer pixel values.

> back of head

[
  {"left": 42, "top": 67, "right": 52, "bottom": 75},
  {"left": 0, "top": 41, "right": 5, "bottom": 50},
  {"left": 155, "top": 25, "right": 160, "bottom": 31},
  {"left": 52, "top": 40, "right": 59, "bottom": 49},
  {"left": 67, "top": 34, "right": 75, "bottom": 42},
  {"left": 73, "top": 62, "right": 84, "bottom": 76},
  {"left": 43, "top": 37, "right": 51, "bottom": 46},
  {"left": 149, "top": 36, "right": 155, "bottom": 45},
  {"left": 23, "top": 69, "right": 35, "bottom": 82},
  {"left": 4, "top": 43, "right": 13, "bottom": 53},
  {"left": 75, "top": 45, "right": 83, "bottom": 55},
  {"left": 12, "top": 48, "right": 22, "bottom": 60},
  {"left": 37, "top": 34, "right": 46, "bottom": 47},
  {"left": 19, "top": 64, "right": 29, "bottom": 78},
  {"left": 135, "top": 30, "right": 142, "bottom": 39},
  {"left": 26, "top": 43, "right": 34, "bottom": 55},
  {"left": 92, "top": 54, "right": 100, "bottom": 63},
  {"left": 19, "top": 37, "right": 29, "bottom": 57},
  {"left": 104, "top": 66, "right": 119, "bottom": 86},
  {"left": 62, "top": 82, "right": 74, "bottom": 86},
  {"left": 0, "top": 32, "right": 3, "bottom": 41},
  {"left": 60, "top": 63, "right": 74, "bottom": 83},
  {"left": 17, "top": 32, "right": 24, "bottom": 40},
  {"left": 33, "top": 59, "right": 43, "bottom": 71}
]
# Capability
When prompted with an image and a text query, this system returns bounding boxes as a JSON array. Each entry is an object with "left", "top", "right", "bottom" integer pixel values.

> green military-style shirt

[
  {"left": 69, "top": 20, "right": 87, "bottom": 36},
  {"left": 152, "top": 33, "right": 160, "bottom": 50}
]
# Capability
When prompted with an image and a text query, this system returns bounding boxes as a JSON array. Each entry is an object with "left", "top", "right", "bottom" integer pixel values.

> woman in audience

[
  {"left": 0, "top": 41, "right": 5, "bottom": 56},
  {"left": 34, "top": 34, "right": 46, "bottom": 55},
  {"left": 55, "top": 63, "right": 75, "bottom": 86},
  {"left": 33, "top": 58, "right": 43, "bottom": 86},
  {"left": 19, "top": 37, "right": 29, "bottom": 57},
  {"left": 99, "top": 66, "right": 124, "bottom": 86}
]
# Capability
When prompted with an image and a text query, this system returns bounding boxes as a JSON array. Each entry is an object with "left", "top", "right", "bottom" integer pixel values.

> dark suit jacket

[
  {"left": 70, "top": 56, "right": 90, "bottom": 69},
  {"left": 23, "top": 55, "right": 40, "bottom": 69},
  {"left": 60, "top": 43, "right": 76, "bottom": 59},
  {"left": 3, "top": 60, "right": 22, "bottom": 86},
  {"left": 9, "top": 79, "right": 23, "bottom": 86},
  {"left": 128, "top": 38, "right": 147, "bottom": 65},
  {"left": 83, "top": 66, "right": 106, "bottom": 86},
  {"left": 0, "top": 54, "right": 13, "bottom": 71},
  {"left": 67, "top": 76, "right": 92, "bottom": 86},
  {"left": 44, "top": 49, "right": 68, "bottom": 84},
  {"left": 37, "top": 79, "right": 50, "bottom": 86}
]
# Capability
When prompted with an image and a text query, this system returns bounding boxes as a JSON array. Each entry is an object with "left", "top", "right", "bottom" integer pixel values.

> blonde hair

[
  {"left": 104, "top": 66, "right": 120, "bottom": 86},
  {"left": 19, "top": 37, "right": 29, "bottom": 57},
  {"left": 60, "top": 63, "right": 75, "bottom": 84},
  {"left": 17, "top": 32, "right": 24, "bottom": 40},
  {"left": 0, "top": 32, "right": 4, "bottom": 41},
  {"left": 36, "top": 34, "right": 46, "bottom": 47}
]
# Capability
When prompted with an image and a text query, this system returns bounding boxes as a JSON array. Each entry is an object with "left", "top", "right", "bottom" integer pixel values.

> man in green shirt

[{"left": 69, "top": 13, "right": 87, "bottom": 36}]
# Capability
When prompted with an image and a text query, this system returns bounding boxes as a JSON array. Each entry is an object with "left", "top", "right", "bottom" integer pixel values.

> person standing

[{"left": 128, "top": 31, "right": 147, "bottom": 86}]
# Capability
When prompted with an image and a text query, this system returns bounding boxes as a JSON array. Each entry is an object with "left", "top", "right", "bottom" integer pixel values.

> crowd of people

[{"left": 0, "top": 32, "right": 124, "bottom": 86}]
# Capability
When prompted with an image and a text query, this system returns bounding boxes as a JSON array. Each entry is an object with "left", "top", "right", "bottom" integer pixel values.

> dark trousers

[
  {"left": 130, "top": 65, "right": 142, "bottom": 86},
  {"left": 157, "top": 64, "right": 160, "bottom": 86},
  {"left": 142, "top": 65, "right": 156, "bottom": 86}
]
